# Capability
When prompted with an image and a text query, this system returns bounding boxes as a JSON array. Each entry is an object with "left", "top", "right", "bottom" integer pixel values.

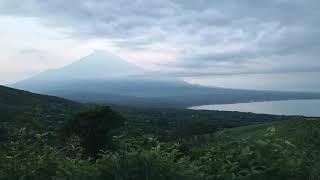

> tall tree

[{"left": 64, "top": 106, "right": 125, "bottom": 157}]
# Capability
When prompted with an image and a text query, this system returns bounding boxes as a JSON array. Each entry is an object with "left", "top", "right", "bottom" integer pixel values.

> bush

[{"left": 63, "top": 106, "right": 125, "bottom": 157}]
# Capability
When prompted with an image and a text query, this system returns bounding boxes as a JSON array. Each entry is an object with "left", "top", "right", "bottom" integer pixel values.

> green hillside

[
  {"left": 1, "top": 85, "right": 319, "bottom": 179},
  {"left": 0, "top": 85, "right": 84, "bottom": 129},
  {"left": 0, "top": 85, "right": 84, "bottom": 107},
  {"left": 219, "top": 118, "right": 320, "bottom": 147}
]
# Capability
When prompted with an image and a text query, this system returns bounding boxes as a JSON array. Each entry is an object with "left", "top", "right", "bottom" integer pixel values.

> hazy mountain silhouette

[
  {"left": 20, "top": 50, "right": 145, "bottom": 82},
  {"left": 12, "top": 50, "right": 320, "bottom": 107}
]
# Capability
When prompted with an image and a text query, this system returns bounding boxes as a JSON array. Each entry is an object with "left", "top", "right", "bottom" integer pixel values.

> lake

[{"left": 189, "top": 99, "right": 320, "bottom": 117}]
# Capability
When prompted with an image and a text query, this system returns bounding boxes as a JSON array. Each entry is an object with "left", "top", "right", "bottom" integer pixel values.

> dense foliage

[
  {"left": 1, "top": 86, "right": 319, "bottom": 179},
  {"left": 63, "top": 106, "right": 125, "bottom": 157},
  {"left": 1, "top": 114, "right": 320, "bottom": 179}
]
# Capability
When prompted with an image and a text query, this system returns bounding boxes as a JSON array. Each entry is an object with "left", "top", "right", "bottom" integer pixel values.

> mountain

[
  {"left": 17, "top": 50, "right": 144, "bottom": 83},
  {"left": 12, "top": 50, "right": 320, "bottom": 107}
]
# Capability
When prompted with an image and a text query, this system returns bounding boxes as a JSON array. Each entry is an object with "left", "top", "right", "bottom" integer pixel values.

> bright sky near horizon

[{"left": 0, "top": 0, "right": 319, "bottom": 91}]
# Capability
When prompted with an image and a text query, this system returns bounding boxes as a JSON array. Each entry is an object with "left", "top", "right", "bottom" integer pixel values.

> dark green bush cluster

[
  {"left": 1, "top": 125, "right": 319, "bottom": 180},
  {"left": 63, "top": 106, "right": 125, "bottom": 157}
]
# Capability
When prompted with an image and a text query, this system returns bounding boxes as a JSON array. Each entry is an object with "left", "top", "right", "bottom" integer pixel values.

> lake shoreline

[{"left": 189, "top": 99, "right": 320, "bottom": 117}]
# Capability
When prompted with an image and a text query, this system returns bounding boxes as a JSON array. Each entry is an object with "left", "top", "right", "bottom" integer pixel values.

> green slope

[
  {"left": 0, "top": 85, "right": 84, "bottom": 128},
  {"left": 1, "top": 85, "right": 319, "bottom": 179},
  {"left": 0, "top": 85, "right": 83, "bottom": 108},
  {"left": 219, "top": 118, "right": 320, "bottom": 147}
]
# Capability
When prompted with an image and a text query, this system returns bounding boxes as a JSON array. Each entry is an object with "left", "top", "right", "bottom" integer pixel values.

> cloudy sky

[{"left": 0, "top": 0, "right": 319, "bottom": 91}]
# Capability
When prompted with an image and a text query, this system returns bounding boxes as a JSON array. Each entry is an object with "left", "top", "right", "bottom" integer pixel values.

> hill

[
  {"left": 1, "top": 84, "right": 319, "bottom": 179},
  {"left": 0, "top": 85, "right": 84, "bottom": 129},
  {"left": 0, "top": 85, "right": 304, "bottom": 132}
]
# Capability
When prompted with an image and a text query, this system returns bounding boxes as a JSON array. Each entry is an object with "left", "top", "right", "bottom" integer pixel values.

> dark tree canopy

[{"left": 64, "top": 106, "right": 125, "bottom": 157}]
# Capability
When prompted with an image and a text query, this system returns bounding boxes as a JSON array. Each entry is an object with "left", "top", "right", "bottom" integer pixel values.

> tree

[
  {"left": 64, "top": 106, "right": 125, "bottom": 157},
  {"left": 0, "top": 125, "right": 7, "bottom": 142}
]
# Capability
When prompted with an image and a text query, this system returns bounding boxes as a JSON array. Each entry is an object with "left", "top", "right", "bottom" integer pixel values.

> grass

[{"left": 219, "top": 118, "right": 320, "bottom": 147}]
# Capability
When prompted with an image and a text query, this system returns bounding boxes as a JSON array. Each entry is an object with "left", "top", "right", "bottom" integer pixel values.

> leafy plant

[{"left": 63, "top": 106, "right": 125, "bottom": 157}]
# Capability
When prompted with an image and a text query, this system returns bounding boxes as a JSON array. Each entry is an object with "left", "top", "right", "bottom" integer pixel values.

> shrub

[{"left": 63, "top": 106, "right": 125, "bottom": 157}]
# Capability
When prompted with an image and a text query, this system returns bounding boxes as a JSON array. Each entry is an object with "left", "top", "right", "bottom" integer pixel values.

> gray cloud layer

[{"left": 1, "top": 0, "right": 319, "bottom": 75}]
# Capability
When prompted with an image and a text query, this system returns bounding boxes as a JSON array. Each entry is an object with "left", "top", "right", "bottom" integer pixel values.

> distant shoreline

[{"left": 189, "top": 99, "right": 320, "bottom": 117}]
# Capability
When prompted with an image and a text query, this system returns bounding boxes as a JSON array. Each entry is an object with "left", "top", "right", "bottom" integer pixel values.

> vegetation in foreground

[
  {"left": 1, "top": 85, "right": 320, "bottom": 179},
  {"left": 0, "top": 105, "right": 320, "bottom": 180}
]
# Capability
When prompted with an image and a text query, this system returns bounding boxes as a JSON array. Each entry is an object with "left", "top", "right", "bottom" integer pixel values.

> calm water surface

[{"left": 190, "top": 99, "right": 320, "bottom": 117}]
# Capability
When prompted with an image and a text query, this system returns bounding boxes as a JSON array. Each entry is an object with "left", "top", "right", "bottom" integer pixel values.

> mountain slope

[
  {"left": 16, "top": 50, "right": 144, "bottom": 84},
  {"left": 12, "top": 50, "right": 320, "bottom": 107},
  {"left": 0, "top": 85, "right": 84, "bottom": 123}
]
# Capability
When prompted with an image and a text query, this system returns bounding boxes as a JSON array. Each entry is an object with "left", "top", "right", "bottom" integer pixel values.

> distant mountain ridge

[{"left": 12, "top": 50, "right": 320, "bottom": 107}]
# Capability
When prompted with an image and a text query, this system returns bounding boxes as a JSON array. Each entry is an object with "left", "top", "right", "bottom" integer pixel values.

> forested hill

[
  {"left": 0, "top": 85, "right": 84, "bottom": 122},
  {"left": 0, "top": 85, "right": 81, "bottom": 107},
  {"left": 1, "top": 85, "right": 320, "bottom": 179}
]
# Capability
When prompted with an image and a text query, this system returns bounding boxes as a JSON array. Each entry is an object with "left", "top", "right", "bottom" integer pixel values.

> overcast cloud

[{"left": 0, "top": 0, "right": 319, "bottom": 82}]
